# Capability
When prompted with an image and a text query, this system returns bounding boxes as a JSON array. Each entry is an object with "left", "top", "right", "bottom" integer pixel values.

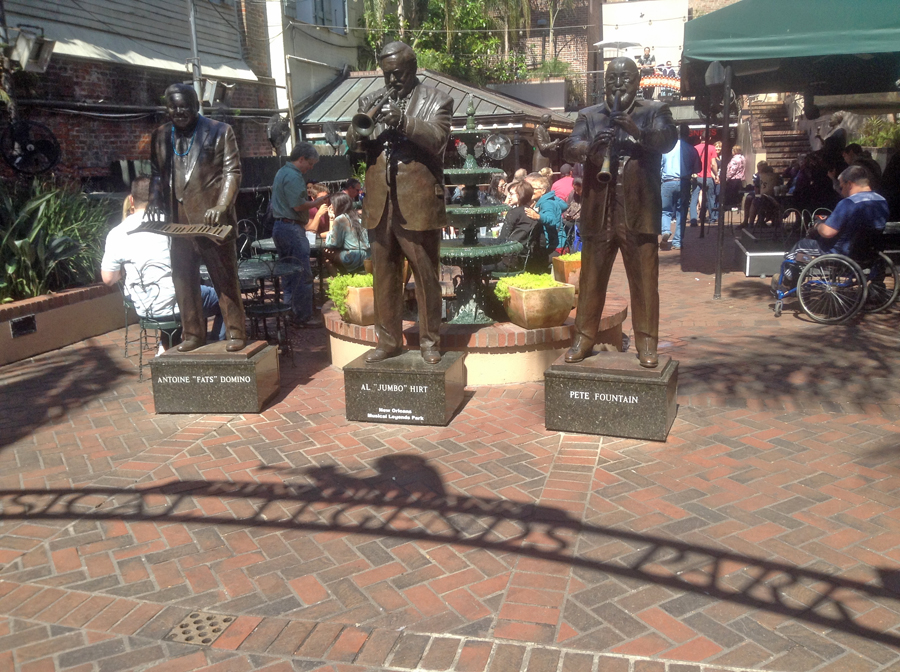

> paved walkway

[{"left": 2, "top": 230, "right": 900, "bottom": 672}]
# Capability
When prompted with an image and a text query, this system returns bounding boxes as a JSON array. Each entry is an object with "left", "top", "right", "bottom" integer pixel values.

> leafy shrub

[
  {"left": 855, "top": 117, "right": 900, "bottom": 149},
  {"left": 326, "top": 272, "right": 373, "bottom": 319},
  {"left": 494, "top": 272, "right": 564, "bottom": 302},
  {"left": 556, "top": 251, "right": 581, "bottom": 262},
  {"left": 0, "top": 179, "right": 111, "bottom": 303}
]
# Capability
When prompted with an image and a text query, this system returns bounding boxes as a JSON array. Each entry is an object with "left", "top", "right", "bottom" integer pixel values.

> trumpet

[
  {"left": 351, "top": 90, "right": 393, "bottom": 137},
  {"left": 596, "top": 92, "right": 621, "bottom": 184}
]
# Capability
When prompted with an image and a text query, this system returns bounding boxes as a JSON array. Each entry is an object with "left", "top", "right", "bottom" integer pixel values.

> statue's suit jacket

[
  {"left": 149, "top": 115, "right": 241, "bottom": 231},
  {"left": 346, "top": 81, "right": 452, "bottom": 231},
  {"left": 564, "top": 99, "right": 677, "bottom": 235}
]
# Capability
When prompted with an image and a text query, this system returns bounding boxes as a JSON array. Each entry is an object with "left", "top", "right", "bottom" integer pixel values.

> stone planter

[
  {"left": 344, "top": 286, "right": 375, "bottom": 326},
  {"left": 552, "top": 257, "right": 582, "bottom": 293},
  {"left": 0, "top": 283, "right": 129, "bottom": 366},
  {"left": 506, "top": 283, "right": 575, "bottom": 330}
]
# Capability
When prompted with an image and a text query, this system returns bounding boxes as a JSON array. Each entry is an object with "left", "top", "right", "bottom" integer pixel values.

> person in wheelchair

[{"left": 780, "top": 165, "right": 888, "bottom": 286}]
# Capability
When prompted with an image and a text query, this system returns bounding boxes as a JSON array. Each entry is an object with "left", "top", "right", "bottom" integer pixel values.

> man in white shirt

[{"left": 101, "top": 177, "right": 224, "bottom": 344}]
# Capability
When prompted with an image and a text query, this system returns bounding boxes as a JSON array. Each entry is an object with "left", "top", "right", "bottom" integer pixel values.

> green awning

[{"left": 682, "top": 0, "right": 900, "bottom": 96}]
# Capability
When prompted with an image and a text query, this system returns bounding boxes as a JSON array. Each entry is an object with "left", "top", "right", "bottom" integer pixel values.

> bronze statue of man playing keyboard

[{"left": 148, "top": 83, "right": 247, "bottom": 352}]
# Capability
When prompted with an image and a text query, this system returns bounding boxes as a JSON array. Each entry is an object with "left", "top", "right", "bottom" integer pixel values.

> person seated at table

[
  {"left": 306, "top": 183, "right": 331, "bottom": 243},
  {"left": 496, "top": 181, "right": 549, "bottom": 274},
  {"left": 324, "top": 192, "right": 370, "bottom": 275},
  {"left": 792, "top": 151, "right": 840, "bottom": 218},
  {"left": 779, "top": 165, "right": 888, "bottom": 286},
  {"left": 842, "top": 143, "right": 883, "bottom": 193},
  {"left": 101, "top": 177, "right": 225, "bottom": 348},
  {"left": 742, "top": 162, "right": 779, "bottom": 226},
  {"left": 342, "top": 178, "right": 362, "bottom": 204}
]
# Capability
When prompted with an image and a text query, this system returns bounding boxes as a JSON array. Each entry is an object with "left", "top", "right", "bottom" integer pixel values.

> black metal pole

[{"left": 713, "top": 66, "right": 733, "bottom": 300}]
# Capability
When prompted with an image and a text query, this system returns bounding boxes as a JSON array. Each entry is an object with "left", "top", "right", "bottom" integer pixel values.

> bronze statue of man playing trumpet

[
  {"left": 563, "top": 57, "right": 677, "bottom": 368},
  {"left": 346, "top": 41, "right": 452, "bottom": 365}
]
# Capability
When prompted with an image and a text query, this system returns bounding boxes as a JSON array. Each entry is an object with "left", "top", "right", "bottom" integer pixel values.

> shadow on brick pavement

[{"left": 1, "top": 239, "right": 900, "bottom": 671}]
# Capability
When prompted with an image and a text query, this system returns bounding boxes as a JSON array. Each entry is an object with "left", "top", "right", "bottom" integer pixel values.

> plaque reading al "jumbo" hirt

[
  {"left": 344, "top": 350, "right": 466, "bottom": 426},
  {"left": 545, "top": 351, "right": 677, "bottom": 441}
]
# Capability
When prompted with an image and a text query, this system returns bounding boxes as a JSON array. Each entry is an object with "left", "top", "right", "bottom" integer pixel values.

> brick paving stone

[{"left": 3, "top": 248, "right": 900, "bottom": 671}]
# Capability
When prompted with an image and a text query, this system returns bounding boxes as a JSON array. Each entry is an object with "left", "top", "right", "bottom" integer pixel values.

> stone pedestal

[
  {"left": 150, "top": 340, "right": 280, "bottom": 414},
  {"left": 544, "top": 351, "right": 678, "bottom": 441},
  {"left": 344, "top": 350, "right": 466, "bottom": 426}
]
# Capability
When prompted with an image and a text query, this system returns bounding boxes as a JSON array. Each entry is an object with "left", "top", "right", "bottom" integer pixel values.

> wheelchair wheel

[
  {"left": 864, "top": 252, "right": 899, "bottom": 313},
  {"left": 797, "top": 254, "right": 867, "bottom": 324}
]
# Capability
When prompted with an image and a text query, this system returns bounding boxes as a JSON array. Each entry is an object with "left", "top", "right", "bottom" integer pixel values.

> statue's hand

[
  {"left": 610, "top": 112, "right": 641, "bottom": 140},
  {"left": 145, "top": 204, "right": 165, "bottom": 221},
  {"left": 381, "top": 101, "right": 403, "bottom": 128},
  {"left": 588, "top": 129, "right": 614, "bottom": 164},
  {"left": 205, "top": 205, "right": 227, "bottom": 226}
]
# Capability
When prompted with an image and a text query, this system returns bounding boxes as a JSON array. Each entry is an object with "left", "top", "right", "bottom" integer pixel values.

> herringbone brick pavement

[{"left": 1, "top": 234, "right": 899, "bottom": 671}]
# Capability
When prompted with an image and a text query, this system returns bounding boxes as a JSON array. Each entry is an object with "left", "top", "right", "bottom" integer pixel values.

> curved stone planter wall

[
  {"left": 324, "top": 297, "right": 628, "bottom": 386},
  {"left": 0, "top": 284, "right": 130, "bottom": 366}
]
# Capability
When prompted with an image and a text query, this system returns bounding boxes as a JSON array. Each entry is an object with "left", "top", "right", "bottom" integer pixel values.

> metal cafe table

[
  {"left": 200, "top": 258, "right": 301, "bottom": 360},
  {"left": 251, "top": 237, "right": 327, "bottom": 305}
]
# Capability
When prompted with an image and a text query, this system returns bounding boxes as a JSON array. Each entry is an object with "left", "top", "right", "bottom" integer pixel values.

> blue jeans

[
  {"left": 272, "top": 219, "right": 312, "bottom": 322},
  {"left": 661, "top": 180, "right": 681, "bottom": 246},
  {"left": 690, "top": 177, "right": 718, "bottom": 224},
  {"left": 200, "top": 285, "right": 226, "bottom": 341}
]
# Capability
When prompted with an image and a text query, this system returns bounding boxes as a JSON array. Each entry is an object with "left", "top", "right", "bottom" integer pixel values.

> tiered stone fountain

[{"left": 440, "top": 99, "right": 521, "bottom": 324}]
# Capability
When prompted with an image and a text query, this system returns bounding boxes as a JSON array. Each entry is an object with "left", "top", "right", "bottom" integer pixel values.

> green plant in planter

[
  {"left": 855, "top": 117, "right": 900, "bottom": 149},
  {"left": 326, "top": 272, "right": 373, "bottom": 319},
  {"left": 0, "top": 179, "right": 111, "bottom": 303},
  {"left": 494, "top": 272, "right": 565, "bottom": 302},
  {"left": 556, "top": 251, "right": 581, "bottom": 262}
]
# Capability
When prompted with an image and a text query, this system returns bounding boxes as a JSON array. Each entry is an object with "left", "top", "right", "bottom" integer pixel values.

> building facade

[{"left": 5, "top": 0, "right": 276, "bottom": 185}]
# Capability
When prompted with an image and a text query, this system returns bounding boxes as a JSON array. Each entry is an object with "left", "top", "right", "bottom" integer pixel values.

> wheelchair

[{"left": 771, "top": 249, "right": 899, "bottom": 324}]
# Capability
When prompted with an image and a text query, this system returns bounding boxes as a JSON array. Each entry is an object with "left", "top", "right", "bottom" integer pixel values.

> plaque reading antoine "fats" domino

[
  {"left": 344, "top": 350, "right": 466, "bottom": 426},
  {"left": 150, "top": 341, "right": 279, "bottom": 414},
  {"left": 544, "top": 352, "right": 678, "bottom": 441}
]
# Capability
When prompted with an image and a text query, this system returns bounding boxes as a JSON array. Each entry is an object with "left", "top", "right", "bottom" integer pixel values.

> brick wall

[
  {"left": 237, "top": 0, "right": 272, "bottom": 78},
  {"left": 10, "top": 0, "right": 277, "bottom": 184},
  {"left": 524, "top": 0, "right": 591, "bottom": 74},
  {"left": 14, "top": 57, "right": 275, "bottom": 182}
]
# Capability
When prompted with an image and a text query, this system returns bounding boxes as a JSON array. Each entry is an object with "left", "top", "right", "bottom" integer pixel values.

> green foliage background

[{"left": 0, "top": 179, "right": 110, "bottom": 303}]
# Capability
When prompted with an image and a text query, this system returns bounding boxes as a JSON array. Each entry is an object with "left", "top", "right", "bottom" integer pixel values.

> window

[{"left": 290, "top": 0, "right": 346, "bottom": 34}]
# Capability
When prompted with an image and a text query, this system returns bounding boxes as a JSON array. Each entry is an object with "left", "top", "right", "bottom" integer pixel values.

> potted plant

[
  {"left": 854, "top": 116, "right": 900, "bottom": 170},
  {"left": 495, "top": 272, "right": 574, "bottom": 329},
  {"left": 326, "top": 272, "right": 374, "bottom": 326},
  {"left": 552, "top": 251, "right": 581, "bottom": 291}
]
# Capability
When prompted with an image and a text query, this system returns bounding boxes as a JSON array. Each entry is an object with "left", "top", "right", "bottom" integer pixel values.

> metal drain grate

[{"left": 166, "top": 611, "right": 235, "bottom": 646}]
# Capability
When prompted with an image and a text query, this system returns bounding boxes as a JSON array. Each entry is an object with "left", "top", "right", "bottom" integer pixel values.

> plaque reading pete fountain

[{"left": 544, "top": 57, "right": 679, "bottom": 441}]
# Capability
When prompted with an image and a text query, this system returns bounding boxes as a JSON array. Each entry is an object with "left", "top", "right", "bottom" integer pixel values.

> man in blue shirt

[
  {"left": 662, "top": 125, "right": 702, "bottom": 250},
  {"left": 788, "top": 164, "right": 888, "bottom": 261},
  {"left": 271, "top": 142, "right": 330, "bottom": 327}
]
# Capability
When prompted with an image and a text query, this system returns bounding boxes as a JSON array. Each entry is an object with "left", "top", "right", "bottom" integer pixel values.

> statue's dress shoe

[
  {"left": 177, "top": 337, "right": 204, "bottom": 352},
  {"left": 421, "top": 348, "right": 441, "bottom": 365},
  {"left": 226, "top": 338, "right": 246, "bottom": 352},
  {"left": 564, "top": 335, "right": 594, "bottom": 363},
  {"left": 366, "top": 347, "right": 401, "bottom": 363},
  {"left": 638, "top": 351, "right": 659, "bottom": 368}
]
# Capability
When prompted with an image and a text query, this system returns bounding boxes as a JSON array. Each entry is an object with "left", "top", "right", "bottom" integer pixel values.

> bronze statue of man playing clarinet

[{"left": 563, "top": 57, "right": 676, "bottom": 368}]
